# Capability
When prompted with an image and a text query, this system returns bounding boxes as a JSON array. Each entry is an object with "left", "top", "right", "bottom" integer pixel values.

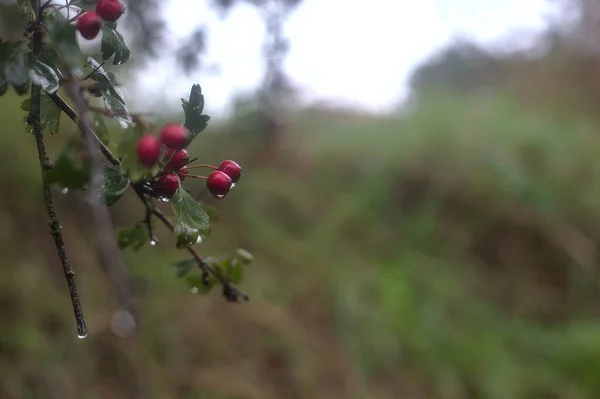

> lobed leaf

[
  {"left": 102, "top": 164, "right": 130, "bottom": 206},
  {"left": 101, "top": 26, "right": 130, "bottom": 65},
  {"left": 172, "top": 186, "right": 211, "bottom": 248}
]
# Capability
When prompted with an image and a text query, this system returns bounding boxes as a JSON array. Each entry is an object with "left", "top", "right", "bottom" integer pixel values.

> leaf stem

[{"left": 30, "top": 0, "right": 87, "bottom": 338}]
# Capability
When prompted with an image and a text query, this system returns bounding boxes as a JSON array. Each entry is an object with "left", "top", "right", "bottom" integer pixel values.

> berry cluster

[
  {"left": 136, "top": 124, "right": 241, "bottom": 199},
  {"left": 76, "top": 0, "right": 126, "bottom": 40}
]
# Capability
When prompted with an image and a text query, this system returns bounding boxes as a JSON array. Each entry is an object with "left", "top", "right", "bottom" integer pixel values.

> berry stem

[
  {"left": 184, "top": 164, "right": 217, "bottom": 170},
  {"left": 184, "top": 174, "right": 208, "bottom": 180}
]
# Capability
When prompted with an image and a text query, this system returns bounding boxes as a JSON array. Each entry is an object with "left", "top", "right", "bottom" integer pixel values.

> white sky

[{"left": 128, "top": 0, "right": 555, "bottom": 117}]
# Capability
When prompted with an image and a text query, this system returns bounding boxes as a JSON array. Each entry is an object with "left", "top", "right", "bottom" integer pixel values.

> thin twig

[
  {"left": 49, "top": 88, "right": 249, "bottom": 302},
  {"left": 30, "top": 0, "right": 87, "bottom": 338}
]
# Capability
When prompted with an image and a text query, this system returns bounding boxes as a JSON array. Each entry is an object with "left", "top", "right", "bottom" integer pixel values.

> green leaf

[
  {"left": 227, "top": 259, "right": 243, "bottom": 284},
  {"left": 186, "top": 275, "right": 217, "bottom": 294},
  {"left": 172, "top": 186, "right": 211, "bottom": 246},
  {"left": 103, "top": 91, "right": 130, "bottom": 122},
  {"left": 102, "top": 164, "right": 130, "bottom": 206},
  {"left": 29, "top": 61, "right": 60, "bottom": 94},
  {"left": 101, "top": 26, "right": 130, "bottom": 65},
  {"left": 69, "top": 0, "right": 97, "bottom": 11},
  {"left": 44, "top": 14, "right": 84, "bottom": 69},
  {"left": 86, "top": 57, "right": 126, "bottom": 104},
  {"left": 176, "top": 230, "right": 200, "bottom": 249},
  {"left": 182, "top": 84, "right": 210, "bottom": 141},
  {"left": 116, "top": 225, "right": 147, "bottom": 251},
  {"left": 91, "top": 113, "right": 109, "bottom": 145},
  {"left": 117, "top": 127, "right": 153, "bottom": 182},
  {"left": 171, "top": 258, "right": 197, "bottom": 278},
  {"left": 46, "top": 140, "right": 90, "bottom": 190},
  {"left": 235, "top": 248, "right": 253, "bottom": 265},
  {"left": 5, "top": 50, "right": 29, "bottom": 95},
  {"left": 22, "top": 94, "right": 62, "bottom": 134}
]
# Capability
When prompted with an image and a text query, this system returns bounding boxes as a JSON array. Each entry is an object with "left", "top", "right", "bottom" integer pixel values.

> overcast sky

[{"left": 128, "top": 0, "right": 555, "bottom": 117}]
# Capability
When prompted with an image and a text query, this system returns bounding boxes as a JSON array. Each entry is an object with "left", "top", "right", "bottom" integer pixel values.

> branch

[
  {"left": 49, "top": 91, "right": 249, "bottom": 302},
  {"left": 29, "top": 0, "right": 87, "bottom": 338}
]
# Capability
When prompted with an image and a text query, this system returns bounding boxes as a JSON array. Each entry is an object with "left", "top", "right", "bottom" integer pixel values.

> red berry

[
  {"left": 178, "top": 165, "right": 188, "bottom": 181},
  {"left": 136, "top": 135, "right": 161, "bottom": 168},
  {"left": 76, "top": 12, "right": 102, "bottom": 40},
  {"left": 218, "top": 160, "right": 242, "bottom": 183},
  {"left": 207, "top": 171, "right": 232, "bottom": 199},
  {"left": 165, "top": 149, "right": 189, "bottom": 170},
  {"left": 157, "top": 173, "right": 180, "bottom": 198},
  {"left": 96, "top": 0, "right": 126, "bottom": 22},
  {"left": 159, "top": 124, "right": 190, "bottom": 149}
]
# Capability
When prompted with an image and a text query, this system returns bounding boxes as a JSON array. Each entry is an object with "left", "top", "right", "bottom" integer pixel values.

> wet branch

[
  {"left": 30, "top": 0, "right": 87, "bottom": 338},
  {"left": 48, "top": 92, "right": 249, "bottom": 302}
]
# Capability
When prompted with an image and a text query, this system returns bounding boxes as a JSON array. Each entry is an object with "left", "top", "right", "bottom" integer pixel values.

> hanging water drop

[
  {"left": 191, "top": 287, "right": 199, "bottom": 294},
  {"left": 158, "top": 197, "right": 170, "bottom": 203},
  {"left": 77, "top": 333, "right": 87, "bottom": 340},
  {"left": 62, "top": 187, "right": 69, "bottom": 194},
  {"left": 195, "top": 235, "right": 203, "bottom": 245},
  {"left": 215, "top": 194, "right": 225, "bottom": 199},
  {"left": 230, "top": 182, "right": 237, "bottom": 190},
  {"left": 149, "top": 239, "right": 158, "bottom": 246}
]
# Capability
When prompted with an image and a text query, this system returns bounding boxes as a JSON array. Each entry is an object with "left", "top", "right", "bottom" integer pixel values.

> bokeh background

[{"left": 2, "top": 0, "right": 600, "bottom": 398}]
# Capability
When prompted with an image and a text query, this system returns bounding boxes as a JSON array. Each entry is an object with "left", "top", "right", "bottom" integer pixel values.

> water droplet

[
  {"left": 158, "top": 197, "right": 170, "bottom": 203},
  {"left": 62, "top": 187, "right": 69, "bottom": 194},
  {"left": 110, "top": 309, "right": 136, "bottom": 338},
  {"left": 215, "top": 194, "right": 225, "bottom": 199},
  {"left": 195, "top": 235, "right": 203, "bottom": 245},
  {"left": 77, "top": 333, "right": 87, "bottom": 339},
  {"left": 191, "top": 287, "right": 199, "bottom": 294},
  {"left": 149, "top": 239, "right": 158, "bottom": 246},
  {"left": 230, "top": 182, "right": 237, "bottom": 190}
]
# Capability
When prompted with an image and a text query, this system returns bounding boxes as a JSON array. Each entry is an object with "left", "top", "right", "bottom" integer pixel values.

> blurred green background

[{"left": 4, "top": 0, "right": 600, "bottom": 398}]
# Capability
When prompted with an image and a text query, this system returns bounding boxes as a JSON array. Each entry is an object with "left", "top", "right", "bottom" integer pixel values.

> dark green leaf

[
  {"left": 171, "top": 258, "right": 197, "bottom": 278},
  {"left": 182, "top": 84, "right": 210, "bottom": 141},
  {"left": 29, "top": 61, "right": 60, "bottom": 94},
  {"left": 44, "top": 14, "right": 84, "bottom": 69},
  {"left": 176, "top": 230, "right": 200, "bottom": 249},
  {"left": 235, "top": 248, "right": 253, "bottom": 265},
  {"left": 105, "top": 21, "right": 118, "bottom": 30},
  {"left": 102, "top": 164, "right": 130, "bottom": 206},
  {"left": 116, "top": 225, "right": 147, "bottom": 251},
  {"left": 46, "top": 141, "right": 90, "bottom": 190},
  {"left": 101, "top": 26, "right": 130, "bottom": 65},
  {"left": 186, "top": 275, "right": 216, "bottom": 294},
  {"left": 172, "top": 186, "right": 211, "bottom": 246},
  {"left": 103, "top": 91, "right": 130, "bottom": 122},
  {"left": 5, "top": 50, "right": 29, "bottom": 94},
  {"left": 69, "top": 0, "right": 97, "bottom": 11},
  {"left": 0, "top": 42, "right": 14, "bottom": 62},
  {"left": 91, "top": 113, "right": 109, "bottom": 145},
  {"left": 21, "top": 95, "right": 62, "bottom": 134}
]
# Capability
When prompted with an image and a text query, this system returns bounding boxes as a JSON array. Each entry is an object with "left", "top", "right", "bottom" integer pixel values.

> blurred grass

[{"left": 2, "top": 89, "right": 600, "bottom": 398}]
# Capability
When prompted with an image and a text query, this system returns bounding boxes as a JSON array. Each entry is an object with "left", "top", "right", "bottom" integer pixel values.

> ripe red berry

[
  {"left": 207, "top": 171, "right": 232, "bottom": 199},
  {"left": 218, "top": 160, "right": 242, "bottom": 183},
  {"left": 157, "top": 173, "right": 180, "bottom": 198},
  {"left": 136, "top": 135, "right": 161, "bottom": 168},
  {"left": 165, "top": 149, "right": 189, "bottom": 170},
  {"left": 96, "top": 0, "right": 126, "bottom": 22},
  {"left": 76, "top": 12, "right": 102, "bottom": 40},
  {"left": 177, "top": 165, "right": 188, "bottom": 181},
  {"left": 159, "top": 124, "right": 189, "bottom": 149}
]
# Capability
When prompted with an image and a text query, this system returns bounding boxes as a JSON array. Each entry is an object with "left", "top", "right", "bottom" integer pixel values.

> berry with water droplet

[
  {"left": 218, "top": 160, "right": 242, "bottom": 183},
  {"left": 96, "top": 0, "right": 126, "bottom": 22},
  {"left": 159, "top": 124, "right": 189, "bottom": 149},
  {"left": 156, "top": 173, "right": 180, "bottom": 198},
  {"left": 165, "top": 148, "right": 189, "bottom": 170},
  {"left": 136, "top": 135, "right": 161, "bottom": 168},
  {"left": 76, "top": 12, "right": 102, "bottom": 40},
  {"left": 207, "top": 170, "right": 232, "bottom": 199}
]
